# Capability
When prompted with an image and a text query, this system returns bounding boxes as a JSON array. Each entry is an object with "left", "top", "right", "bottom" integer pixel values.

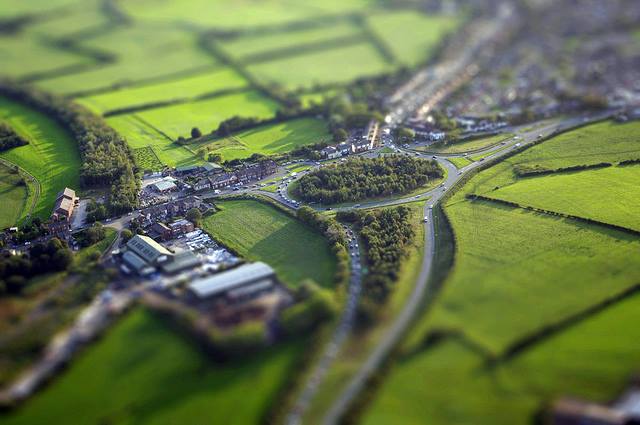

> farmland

[
  {"left": 202, "top": 199, "right": 336, "bottom": 288},
  {"left": 0, "top": 164, "right": 28, "bottom": 229},
  {"left": 195, "top": 118, "right": 331, "bottom": 161},
  {"left": 0, "top": 97, "right": 80, "bottom": 221},
  {"left": 0, "top": 308, "right": 305, "bottom": 425},
  {"left": 362, "top": 120, "right": 640, "bottom": 425}
]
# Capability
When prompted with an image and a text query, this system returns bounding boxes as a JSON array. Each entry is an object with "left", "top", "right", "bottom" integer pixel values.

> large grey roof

[
  {"left": 189, "top": 262, "right": 274, "bottom": 298},
  {"left": 126, "top": 235, "right": 171, "bottom": 263}
]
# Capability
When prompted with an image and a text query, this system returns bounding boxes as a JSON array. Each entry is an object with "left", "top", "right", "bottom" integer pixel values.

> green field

[
  {"left": 195, "top": 118, "right": 330, "bottom": 161},
  {"left": 135, "top": 90, "right": 280, "bottom": 140},
  {"left": 426, "top": 133, "right": 513, "bottom": 154},
  {"left": 77, "top": 68, "right": 247, "bottom": 114},
  {"left": 0, "top": 97, "right": 80, "bottom": 221},
  {"left": 36, "top": 25, "right": 215, "bottom": 95},
  {"left": 0, "top": 308, "right": 304, "bottom": 425},
  {"left": 0, "top": 164, "right": 29, "bottom": 229},
  {"left": 364, "top": 120, "right": 640, "bottom": 424},
  {"left": 363, "top": 292, "right": 640, "bottom": 425},
  {"left": 247, "top": 41, "right": 394, "bottom": 90},
  {"left": 368, "top": 11, "right": 462, "bottom": 67},
  {"left": 106, "top": 115, "right": 201, "bottom": 168},
  {"left": 132, "top": 146, "right": 164, "bottom": 172},
  {"left": 446, "top": 156, "right": 473, "bottom": 168},
  {"left": 491, "top": 165, "right": 640, "bottom": 231},
  {"left": 202, "top": 199, "right": 336, "bottom": 288}
]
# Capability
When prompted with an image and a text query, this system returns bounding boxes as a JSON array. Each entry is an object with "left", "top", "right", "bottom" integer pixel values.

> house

[
  {"left": 337, "top": 142, "right": 351, "bottom": 155},
  {"left": 428, "top": 131, "right": 446, "bottom": 141},
  {"left": 48, "top": 217, "right": 71, "bottom": 241},
  {"left": 351, "top": 139, "right": 371, "bottom": 153},
  {"left": 188, "top": 262, "right": 275, "bottom": 300},
  {"left": 168, "top": 219, "right": 194, "bottom": 237},
  {"left": 321, "top": 146, "right": 341, "bottom": 160},
  {"left": 150, "top": 222, "right": 171, "bottom": 241},
  {"left": 210, "top": 172, "right": 237, "bottom": 190},
  {"left": 235, "top": 160, "right": 277, "bottom": 183},
  {"left": 51, "top": 188, "right": 77, "bottom": 221},
  {"left": 364, "top": 120, "right": 380, "bottom": 146},
  {"left": 193, "top": 178, "right": 211, "bottom": 192}
]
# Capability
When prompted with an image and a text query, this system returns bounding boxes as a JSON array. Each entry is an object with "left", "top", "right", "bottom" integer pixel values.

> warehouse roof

[
  {"left": 189, "top": 262, "right": 275, "bottom": 299},
  {"left": 160, "top": 250, "right": 201, "bottom": 275},
  {"left": 152, "top": 180, "right": 177, "bottom": 192},
  {"left": 126, "top": 234, "right": 171, "bottom": 264},
  {"left": 122, "top": 251, "right": 154, "bottom": 275}
]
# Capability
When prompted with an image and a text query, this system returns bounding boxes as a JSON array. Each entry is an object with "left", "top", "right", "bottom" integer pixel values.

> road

[{"left": 321, "top": 111, "right": 613, "bottom": 425}]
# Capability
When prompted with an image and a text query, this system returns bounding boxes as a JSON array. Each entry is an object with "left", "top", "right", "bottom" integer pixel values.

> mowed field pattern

[
  {"left": 0, "top": 97, "right": 80, "bottom": 221},
  {"left": 202, "top": 200, "right": 336, "bottom": 288},
  {"left": 0, "top": 308, "right": 305, "bottom": 425}
]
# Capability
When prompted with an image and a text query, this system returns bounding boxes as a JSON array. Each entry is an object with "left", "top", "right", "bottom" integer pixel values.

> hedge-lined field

[
  {"left": 0, "top": 164, "right": 29, "bottom": 229},
  {"left": 0, "top": 97, "right": 80, "bottom": 221},
  {"left": 0, "top": 308, "right": 305, "bottom": 425},
  {"left": 202, "top": 199, "right": 336, "bottom": 288},
  {"left": 196, "top": 118, "right": 330, "bottom": 161}
]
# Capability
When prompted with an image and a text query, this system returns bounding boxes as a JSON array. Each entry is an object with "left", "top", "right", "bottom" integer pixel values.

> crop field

[
  {"left": 367, "top": 11, "right": 462, "bottom": 67},
  {"left": 491, "top": 164, "right": 640, "bottom": 231},
  {"left": 0, "top": 164, "right": 29, "bottom": 229},
  {"left": 0, "top": 97, "right": 80, "bottom": 221},
  {"left": 77, "top": 68, "right": 247, "bottom": 114},
  {"left": 195, "top": 118, "right": 331, "bottom": 161},
  {"left": 363, "top": 292, "right": 640, "bottom": 425},
  {"left": 0, "top": 308, "right": 305, "bottom": 425},
  {"left": 427, "top": 132, "right": 514, "bottom": 154},
  {"left": 202, "top": 199, "right": 336, "bottom": 288},
  {"left": 246, "top": 41, "right": 394, "bottom": 90},
  {"left": 106, "top": 115, "right": 201, "bottom": 168},
  {"left": 363, "top": 120, "right": 640, "bottom": 425},
  {"left": 135, "top": 91, "right": 280, "bottom": 140}
]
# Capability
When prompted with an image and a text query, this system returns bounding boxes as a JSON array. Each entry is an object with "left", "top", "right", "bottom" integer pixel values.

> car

[
  {"left": 432, "top": 155, "right": 437, "bottom": 159},
  {"left": 415, "top": 195, "right": 421, "bottom": 198},
  {"left": 515, "top": 143, "right": 521, "bottom": 147},
  {"left": 327, "top": 207, "right": 333, "bottom": 211},
  {"left": 423, "top": 216, "right": 429, "bottom": 222},
  {"left": 479, "top": 158, "right": 485, "bottom": 161},
  {"left": 429, "top": 205, "right": 433, "bottom": 209},
  {"left": 354, "top": 204, "right": 361, "bottom": 208}
]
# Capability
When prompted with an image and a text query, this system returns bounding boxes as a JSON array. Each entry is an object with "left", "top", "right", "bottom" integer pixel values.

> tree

[
  {"left": 121, "top": 229, "right": 133, "bottom": 242},
  {"left": 186, "top": 208, "right": 202, "bottom": 226},
  {"left": 208, "top": 153, "right": 222, "bottom": 163},
  {"left": 191, "top": 127, "right": 202, "bottom": 138}
]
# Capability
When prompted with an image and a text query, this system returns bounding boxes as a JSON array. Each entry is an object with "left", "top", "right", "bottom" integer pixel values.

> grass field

[
  {"left": 247, "top": 41, "right": 394, "bottom": 90},
  {"left": 195, "top": 118, "right": 330, "bottom": 161},
  {"left": 36, "top": 25, "right": 215, "bottom": 95},
  {"left": 0, "top": 97, "right": 80, "bottom": 221},
  {"left": 491, "top": 164, "right": 640, "bottom": 231},
  {"left": 446, "top": 156, "right": 473, "bottom": 169},
  {"left": 0, "top": 308, "right": 305, "bottom": 425},
  {"left": 368, "top": 11, "right": 462, "bottom": 67},
  {"left": 202, "top": 199, "right": 336, "bottom": 288},
  {"left": 135, "top": 90, "right": 280, "bottom": 140},
  {"left": 77, "top": 68, "right": 247, "bottom": 114},
  {"left": 106, "top": 115, "right": 201, "bottom": 168},
  {"left": 363, "top": 292, "right": 640, "bottom": 425},
  {"left": 132, "top": 146, "right": 164, "bottom": 172},
  {"left": 425, "top": 133, "right": 513, "bottom": 154},
  {"left": 0, "top": 164, "right": 29, "bottom": 229}
]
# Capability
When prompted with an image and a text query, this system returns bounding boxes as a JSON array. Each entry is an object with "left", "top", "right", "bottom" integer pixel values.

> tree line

[
  {"left": 337, "top": 206, "right": 416, "bottom": 327},
  {"left": 0, "top": 79, "right": 140, "bottom": 213},
  {"left": 293, "top": 156, "right": 443, "bottom": 204},
  {"left": 0, "top": 122, "right": 28, "bottom": 151}
]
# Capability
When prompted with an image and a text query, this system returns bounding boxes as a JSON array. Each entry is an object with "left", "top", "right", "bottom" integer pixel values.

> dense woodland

[
  {"left": 0, "top": 238, "right": 72, "bottom": 295},
  {"left": 338, "top": 207, "right": 415, "bottom": 326},
  {"left": 0, "top": 80, "right": 139, "bottom": 212},
  {"left": 294, "top": 156, "right": 443, "bottom": 204},
  {"left": 0, "top": 122, "right": 28, "bottom": 151}
]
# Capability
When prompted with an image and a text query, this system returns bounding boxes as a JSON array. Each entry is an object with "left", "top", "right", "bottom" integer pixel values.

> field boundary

[{"left": 0, "top": 155, "right": 40, "bottom": 222}]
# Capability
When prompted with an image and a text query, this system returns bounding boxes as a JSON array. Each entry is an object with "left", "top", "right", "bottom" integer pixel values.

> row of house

[
  {"left": 193, "top": 160, "right": 277, "bottom": 192},
  {"left": 150, "top": 218, "right": 195, "bottom": 241},
  {"left": 136, "top": 196, "right": 209, "bottom": 227},
  {"left": 48, "top": 188, "right": 78, "bottom": 240},
  {"left": 320, "top": 120, "right": 380, "bottom": 159}
]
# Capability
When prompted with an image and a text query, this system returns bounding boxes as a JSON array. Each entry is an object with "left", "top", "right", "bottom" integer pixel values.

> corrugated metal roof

[
  {"left": 122, "top": 251, "right": 149, "bottom": 272},
  {"left": 189, "top": 262, "right": 274, "bottom": 298},
  {"left": 126, "top": 235, "right": 171, "bottom": 263}
]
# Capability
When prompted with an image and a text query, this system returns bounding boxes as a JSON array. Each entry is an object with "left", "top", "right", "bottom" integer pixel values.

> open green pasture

[
  {"left": 364, "top": 291, "right": 640, "bottom": 425},
  {"left": 202, "top": 199, "right": 336, "bottom": 288},
  {"left": 0, "top": 0, "right": 77, "bottom": 19},
  {"left": 35, "top": 25, "right": 215, "bottom": 95},
  {"left": 195, "top": 118, "right": 330, "bottom": 161},
  {"left": 77, "top": 68, "right": 247, "bottom": 114},
  {"left": 0, "top": 163, "right": 29, "bottom": 229},
  {"left": 367, "top": 10, "right": 462, "bottom": 67},
  {"left": 106, "top": 114, "right": 200, "bottom": 168},
  {"left": 0, "top": 97, "right": 80, "bottom": 221},
  {"left": 0, "top": 308, "right": 304, "bottom": 425},
  {"left": 135, "top": 90, "right": 280, "bottom": 140},
  {"left": 25, "top": 0, "right": 109, "bottom": 38},
  {"left": 491, "top": 164, "right": 640, "bottom": 231},
  {"left": 246, "top": 41, "right": 394, "bottom": 90}
]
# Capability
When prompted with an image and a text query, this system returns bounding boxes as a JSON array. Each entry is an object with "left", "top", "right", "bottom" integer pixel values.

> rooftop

[
  {"left": 126, "top": 234, "right": 172, "bottom": 264},
  {"left": 189, "top": 262, "right": 275, "bottom": 299}
]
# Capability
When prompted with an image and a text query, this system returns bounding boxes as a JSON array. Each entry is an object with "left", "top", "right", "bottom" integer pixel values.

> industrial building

[{"left": 189, "top": 262, "right": 275, "bottom": 300}]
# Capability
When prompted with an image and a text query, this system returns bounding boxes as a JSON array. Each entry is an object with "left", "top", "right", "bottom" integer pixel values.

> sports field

[
  {"left": 195, "top": 118, "right": 331, "bottom": 161},
  {"left": 0, "top": 164, "right": 29, "bottom": 229},
  {"left": 202, "top": 199, "right": 336, "bottom": 288},
  {"left": 0, "top": 97, "right": 80, "bottom": 221},
  {"left": 0, "top": 308, "right": 305, "bottom": 425}
]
